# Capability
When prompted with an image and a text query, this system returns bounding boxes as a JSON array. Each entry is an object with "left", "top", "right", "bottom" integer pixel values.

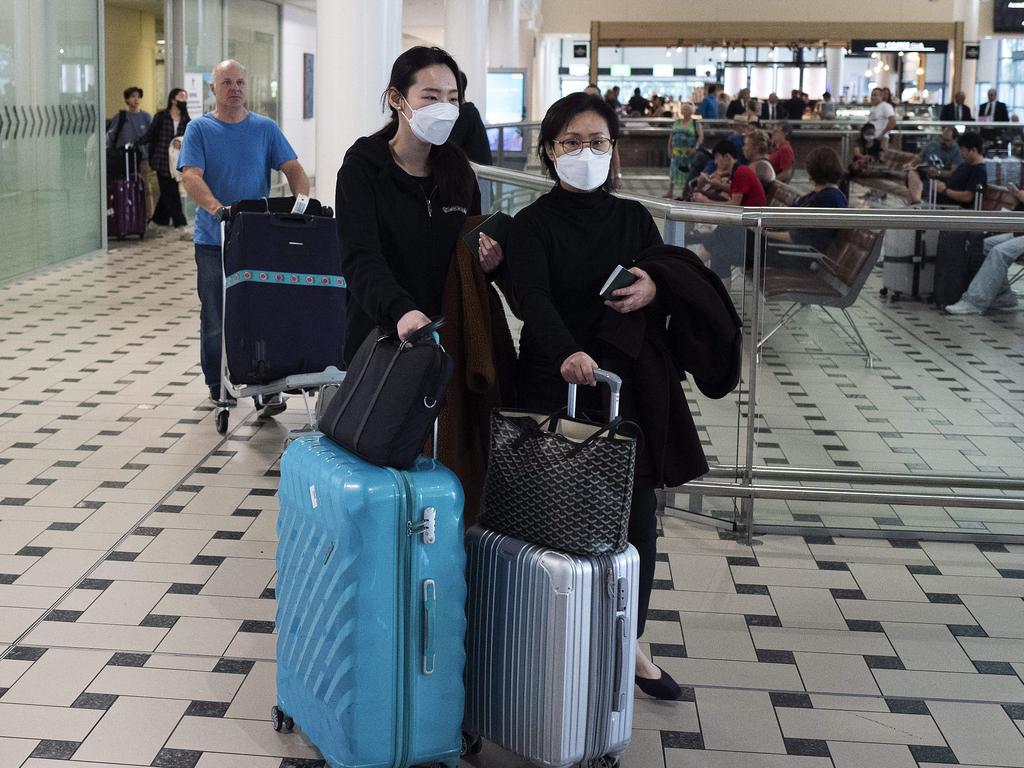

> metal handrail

[
  {"left": 487, "top": 118, "right": 1024, "bottom": 130},
  {"left": 473, "top": 163, "right": 1024, "bottom": 232}
]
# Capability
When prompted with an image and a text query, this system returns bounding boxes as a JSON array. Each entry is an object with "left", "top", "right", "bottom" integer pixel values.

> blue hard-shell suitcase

[{"left": 276, "top": 433, "right": 466, "bottom": 768}]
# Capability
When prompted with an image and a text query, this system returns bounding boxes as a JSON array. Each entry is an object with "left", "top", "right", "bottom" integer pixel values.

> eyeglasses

[{"left": 553, "top": 137, "right": 616, "bottom": 156}]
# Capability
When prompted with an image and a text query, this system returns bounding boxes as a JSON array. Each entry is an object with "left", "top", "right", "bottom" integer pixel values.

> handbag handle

[{"left": 388, "top": 317, "right": 446, "bottom": 345}]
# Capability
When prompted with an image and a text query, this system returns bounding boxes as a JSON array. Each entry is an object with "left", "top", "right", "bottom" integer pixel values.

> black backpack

[{"left": 319, "top": 318, "right": 453, "bottom": 469}]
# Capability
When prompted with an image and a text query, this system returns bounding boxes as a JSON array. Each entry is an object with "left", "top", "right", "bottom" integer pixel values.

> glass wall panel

[
  {"left": 0, "top": 0, "right": 103, "bottom": 282},
  {"left": 224, "top": 0, "right": 279, "bottom": 122}
]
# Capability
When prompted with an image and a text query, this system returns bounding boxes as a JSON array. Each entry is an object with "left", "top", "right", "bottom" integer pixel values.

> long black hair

[
  {"left": 166, "top": 88, "right": 187, "bottom": 111},
  {"left": 537, "top": 92, "right": 620, "bottom": 191},
  {"left": 373, "top": 46, "right": 475, "bottom": 209}
]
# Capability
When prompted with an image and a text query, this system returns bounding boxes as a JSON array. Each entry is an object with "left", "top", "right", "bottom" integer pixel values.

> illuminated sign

[
  {"left": 610, "top": 64, "right": 632, "bottom": 77},
  {"left": 653, "top": 65, "right": 674, "bottom": 77},
  {"left": 995, "top": 1, "right": 1024, "bottom": 32},
  {"left": 850, "top": 39, "right": 949, "bottom": 54}
]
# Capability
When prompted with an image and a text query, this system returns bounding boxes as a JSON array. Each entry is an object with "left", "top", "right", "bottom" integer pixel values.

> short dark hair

[
  {"left": 822, "top": 92, "right": 832, "bottom": 100},
  {"left": 860, "top": 122, "right": 875, "bottom": 136},
  {"left": 538, "top": 93, "right": 620, "bottom": 189},
  {"left": 458, "top": 69, "right": 468, "bottom": 93},
  {"left": 123, "top": 86, "right": 143, "bottom": 100},
  {"left": 706, "top": 83, "right": 718, "bottom": 94},
  {"left": 805, "top": 147, "right": 845, "bottom": 185},
  {"left": 633, "top": 87, "right": 641, "bottom": 96},
  {"left": 957, "top": 132, "right": 983, "bottom": 153},
  {"left": 712, "top": 139, "right": 738, "bottom": 158}
]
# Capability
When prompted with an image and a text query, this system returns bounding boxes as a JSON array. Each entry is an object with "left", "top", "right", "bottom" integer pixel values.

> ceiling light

[{"left": 676, "top": 46, "right": 683, "bottom": 53}]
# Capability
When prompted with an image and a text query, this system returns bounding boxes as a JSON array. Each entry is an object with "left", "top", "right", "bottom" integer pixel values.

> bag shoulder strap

[{"left": 113, "top": 109, "right": 128, "bottom": 144}]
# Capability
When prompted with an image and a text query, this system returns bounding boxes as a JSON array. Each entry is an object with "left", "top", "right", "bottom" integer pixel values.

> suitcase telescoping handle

[{"left": 567, "top": 368, "right": 622, "bottom": 421}]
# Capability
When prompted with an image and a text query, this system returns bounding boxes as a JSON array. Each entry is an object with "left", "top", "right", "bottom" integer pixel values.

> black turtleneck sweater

[{"left": 507, "top": 184, "right": 662, "bottom": 407}]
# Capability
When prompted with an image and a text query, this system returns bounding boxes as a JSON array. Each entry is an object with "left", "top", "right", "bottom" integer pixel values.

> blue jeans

[
  {"left": 195, "top": 244, "right": 223, "bottom": 387},
  {"left": 961, "top": 232, "right": 1024, "bottom": 311}
]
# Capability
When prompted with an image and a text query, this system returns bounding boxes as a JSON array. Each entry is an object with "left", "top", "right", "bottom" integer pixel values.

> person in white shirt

[{"left": 868, "top": 88, "right": 897, "bottom": 146}]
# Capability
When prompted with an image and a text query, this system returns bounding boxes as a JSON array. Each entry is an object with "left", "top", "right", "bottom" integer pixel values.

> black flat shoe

[{"left": 635, "top": 668, "right": 683, "bottom": 701}]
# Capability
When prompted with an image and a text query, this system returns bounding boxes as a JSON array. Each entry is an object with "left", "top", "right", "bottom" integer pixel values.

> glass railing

[
  {"left": 474, "top": 162, "right": 1024, "bottom": 543},
  {"left": 487, "top": 119, "right": 1024, "bottom": 185}
]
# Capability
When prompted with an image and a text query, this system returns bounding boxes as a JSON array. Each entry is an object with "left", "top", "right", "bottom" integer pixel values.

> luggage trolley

[{"left": 213, "top": 197, "right": 347, "bottom": 434}]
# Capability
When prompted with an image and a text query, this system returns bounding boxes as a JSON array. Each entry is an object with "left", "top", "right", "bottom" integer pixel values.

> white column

[
  {"left": 445, "top": 0, "right": 489, "bottom": 116},
  {"left": 825, "top": 47, "right": 845, "bottom": 96},
  {"left": 314, "top": 0, "right": 401, "bottom": 207},
  {"left": 958, "top": 0, "right": 980, "bottom": 106},
  {"left": 488, "top": 0, "right": 520, "bottom": 69}
]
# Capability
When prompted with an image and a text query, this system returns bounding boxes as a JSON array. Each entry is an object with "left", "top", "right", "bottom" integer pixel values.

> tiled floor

[{"left": 2, "top": 231, "right": 1024, "bottom": 768}]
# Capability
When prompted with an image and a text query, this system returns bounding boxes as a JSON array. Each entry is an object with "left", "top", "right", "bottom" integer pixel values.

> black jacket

[
  {"left": 940, "top": 103, "right": 973, "bottom": 121},
  {"left": 596, "top": 246, "right": 742, "bottom": 486},
  {"left": 760, "top": 101, "right": 783, "bottom": 122},
  {"left": 726, "top": 99, "right": 749, "bottom": 118},
  {"left": 979, "top": 100, "right": 1009, "bottom": 122},
  {"left": 335, "top": 134, "right": 480, "bottom": 361},
  {"left": 450, "top": 102, "right": 493, "bottom": 165}
]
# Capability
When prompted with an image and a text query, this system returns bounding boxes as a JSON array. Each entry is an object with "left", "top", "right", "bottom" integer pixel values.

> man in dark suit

[
  {"left": 784, "top": 89, "right": 804, "bottom": 120},
  {"left": 760, "top": 92, "right": 782, "bottom": 122},
  {"left": 978, "top": 88, "right": 1009, "bottom": 122},
  {"left": 940, "top": 91, "right": 973, "bottom": 122},
  {"left": 726, "top": 88, "right": 751, "bottom": 118}
]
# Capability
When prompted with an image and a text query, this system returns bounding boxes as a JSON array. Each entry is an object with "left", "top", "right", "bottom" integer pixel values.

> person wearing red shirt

[
  {"left": 692, "top": 140, "right": 766, "bottom": 277},
  {"left": 769, "top": 122, "right": 795, "bottom": 183}
]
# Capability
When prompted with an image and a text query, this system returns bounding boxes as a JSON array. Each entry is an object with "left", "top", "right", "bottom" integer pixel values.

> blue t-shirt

[
  {"left": 919, "top": 140, "right": 962, "bottom": 171},
  {"left": 791, "top": 186, "right": 849, "bottom": 252},
  {"left": 700, "top": 95, "right": 719, "bottom": 120},
  {"left": 178, "top": 111, "right": 298, "bottom": 245}
]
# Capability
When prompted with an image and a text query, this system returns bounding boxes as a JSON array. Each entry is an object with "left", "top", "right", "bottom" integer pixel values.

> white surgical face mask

[
  {"left": 402, "top": 97, "right": 459, "bottom": 145},
  {"left": 554, "top": 148, "right": 612, "bottom": 191}
]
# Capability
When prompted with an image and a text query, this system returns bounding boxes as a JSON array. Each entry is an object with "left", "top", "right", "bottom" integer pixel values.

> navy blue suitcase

[
  {"left": 222, "top": 199, "right": 346, "bottom": 385},
  {"left": 275, "top": 433, "right": 467, "bottom": 768}
]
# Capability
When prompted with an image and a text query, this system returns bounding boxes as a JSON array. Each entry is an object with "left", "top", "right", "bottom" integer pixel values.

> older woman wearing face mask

[{"left": 506, "top": 92, "right": 684, "bottom": 702}]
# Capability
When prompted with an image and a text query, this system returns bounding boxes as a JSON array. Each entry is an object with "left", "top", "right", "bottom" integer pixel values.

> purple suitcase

[{"left": 107, "top": 147, "right": 146, "bottom": 240}]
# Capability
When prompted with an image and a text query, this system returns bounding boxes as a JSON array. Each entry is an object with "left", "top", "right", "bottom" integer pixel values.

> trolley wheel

[
  {"left": 216, "top": 409, "right": 229, "bottom": 434},
  {"left": 271, "top": 705, "right": 285, "bottom": 732},
  {"left": 283, "top": 715, "right": 294, "bottom": 732},
  {"left": 879, "top": 286, "right": 888, "bottom": 297},
  {"left": 460, "top": 732, "right": 483, "bottom": 756}
]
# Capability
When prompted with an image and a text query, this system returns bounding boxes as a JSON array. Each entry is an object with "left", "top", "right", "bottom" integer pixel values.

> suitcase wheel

[
  {"left": 460, "top": 732, "right": 483, "bottom": 756},
  {"left": 216, "top": 409, "right": 229, "bottom": 435},
  {"left": 879, "top": 287, "right": 888, "bottom": 297},
  {"left": 270, "top": 705, "right": 293, "bottom": 733}
]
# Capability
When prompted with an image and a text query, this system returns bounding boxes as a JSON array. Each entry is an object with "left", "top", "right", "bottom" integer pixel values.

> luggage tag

[{"left": 291, "top": 194, "right": 310, "bottom": 214}]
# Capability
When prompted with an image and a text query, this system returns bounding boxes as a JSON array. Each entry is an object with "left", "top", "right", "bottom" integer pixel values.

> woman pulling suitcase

[
  {"left": 336, "top": 46, "right": 515, "bottom": 516},
  {"left": 505, "top": 92, "right": 683, "bottom": 701}
]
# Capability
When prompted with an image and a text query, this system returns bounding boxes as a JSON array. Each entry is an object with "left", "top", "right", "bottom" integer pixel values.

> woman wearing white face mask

[
  {"left": 507, "top": 93, "right": 683, "bottom": 702},
  {"left": 336, "top": 46, "right": 504, "bottom": 355},
  {"left": 336, "top": 46, "right": 513, "bottom": 521}
]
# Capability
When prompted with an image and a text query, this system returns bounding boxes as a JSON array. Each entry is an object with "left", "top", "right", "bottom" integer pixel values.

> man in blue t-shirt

[
  {"left": 907, "top": 126, "right": 964, "bottom": 204},
  {"left": 699, "top": 84, "right": 719, "bottom": 120},
  {"left": 178, "top": 58, "right": 309, "bottom": 413}
]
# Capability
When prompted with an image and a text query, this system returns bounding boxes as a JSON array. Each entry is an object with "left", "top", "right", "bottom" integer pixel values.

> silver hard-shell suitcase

[
  {"left": 464, "top": 526, "right": 639, "bottom": 768},
  {"left": 465, "top": 371, "right": 639, "bottom": 767}
]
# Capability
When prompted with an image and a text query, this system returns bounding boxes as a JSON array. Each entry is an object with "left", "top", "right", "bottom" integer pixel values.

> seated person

[
  {"left": 946, "top": 184, "right": 1023, "bottom": 315},
  {"left": 692, "top": 140, "right": 767, "bottom": 278},
  {"left": 929, "top": 131, "right": 987, "bottom": 208},
  {"left": 848, "top": 122, "right": 882, "bottom": 177},
  {"left": 691, "top": 140, "right": 767, "bottom": 207},
  {"left": 724, "top": 116, "right": 750, "bottom": 164},
  {"left": 907, "top": 126, "right": 963, "bottom": 204},
  {"left": 765, "top": 147, "right": 849, "bottom": 260},
  {"left": 743, "top": 128, "right": 776, "bottom": 189},
  {"left": 769, "top": 122, "right": 795, "bottom": 183}
]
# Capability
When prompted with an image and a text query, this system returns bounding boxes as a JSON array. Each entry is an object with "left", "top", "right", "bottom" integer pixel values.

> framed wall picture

[{"left": 303, "top": 53, "right": 314, "bottom": 119}]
